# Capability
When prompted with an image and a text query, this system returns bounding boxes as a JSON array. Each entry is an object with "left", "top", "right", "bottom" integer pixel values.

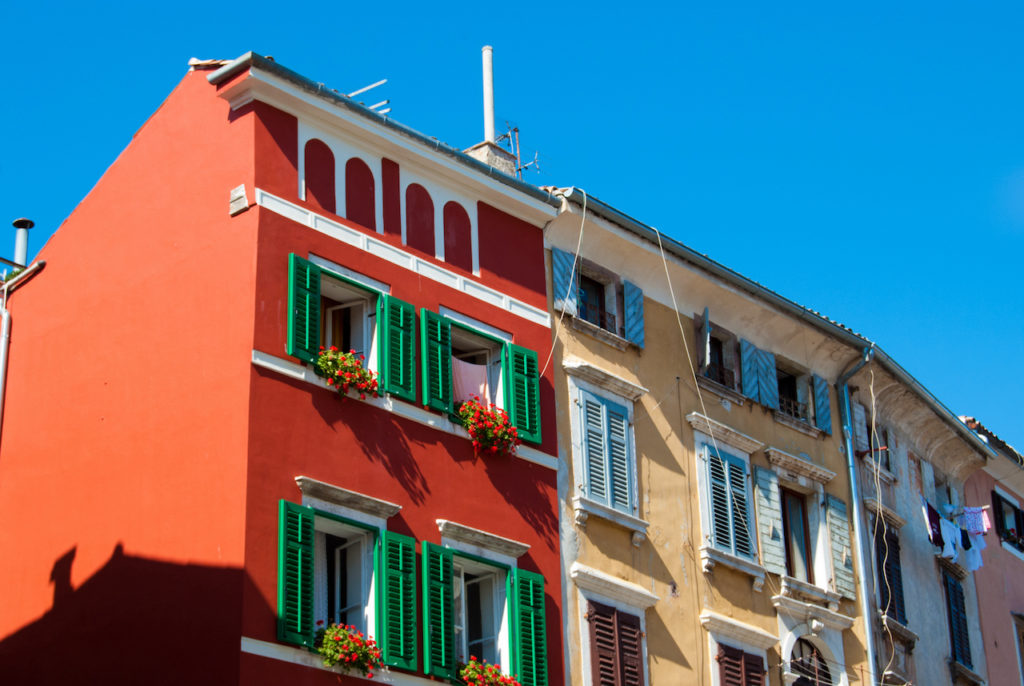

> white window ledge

[
  {"left": 863, "top": 497, "right": 906, "bottom": 529},
  {"left": 1001, "top": 539, "right": 1024, "bottom": 563},
  {"left": 779, "top": 576, "right": 842, "bottom": 611},
  {"left": 771, "top": 593, "right": 854, "bottom": 631},
  {"left": 251, "top": 349, "right": 557, "bottom": 471},
  {"left": 695, "top": 375, "right": 746, "bottom": 407},
  {"left": 570, "top": 562, "right": 658, "bottom": 609},
  {"left": 562, "top": 357, "right": 647, "bottom": 400},
  {"left": 877, "top": 611, "right": 919, "bottom": 645},
  {"left": 765, "top": 447, "right": 836, "bottom": 485},
  {"left": 240, "top": 636, "right": 432, "bottom": 685},
  {"left": 686, "top": 413, "right": 764, "bottom": 455},
  {"left": 566, "top": 315, "right": 631, "bottom": 351},
  {"left": 699, "top": 611, "right": 778, "bottom": 650},
  {"left": 436, "top": 519, "right": 530, "bottom": 559},
  {"left": 295, "top": 476, "right": 401, "bottom": 520},
  {"left": 572, "top": 496, "right": 650, "bottom": 547},
  {"left": 772, "top": 411, "right": 823, "bottom": 438},
  {"left": 699, "top": 545, "right": 767, "bottom": 592}
]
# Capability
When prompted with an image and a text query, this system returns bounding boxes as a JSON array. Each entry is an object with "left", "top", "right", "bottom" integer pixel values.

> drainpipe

[
  {"left": 0, "top": 259, "right": 45, "bottom": 445},
  {"left": 836, "top": 345, "right": 878, "bottom": 686}
]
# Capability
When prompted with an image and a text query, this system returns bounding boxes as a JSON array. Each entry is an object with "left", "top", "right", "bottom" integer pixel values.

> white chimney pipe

[
  {"left": 12, "top": 219, "right": 32, "bottom": 267},
  {"left": 482, "top": 45, "right": 495, "bottom": 143}
]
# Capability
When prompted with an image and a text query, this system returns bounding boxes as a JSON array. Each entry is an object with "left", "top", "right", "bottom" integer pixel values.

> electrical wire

[{"left": 539, "top": 189, "right": 587, "bottom": 379}]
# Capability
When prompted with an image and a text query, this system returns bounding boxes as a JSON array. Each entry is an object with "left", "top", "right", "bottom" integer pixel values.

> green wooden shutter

[
  {"left": 753, "top": 466, "right": 786, "bottom": 576},
  {"left": 512, "top": 568, "right": 548, "bottom": 686},
  {"left": 812, "top": 374, "right": 832, "bottom": 434},
  {"left": 622, "top": 280, "right": 645, "bottom": 348},
  {"left": 503, "top": 344, "right": 541, "bottom": 444},
  {"left": 420, "top": 310, "right": 452, "bottom": 413},
  {"left": 380, "top": 295, "right": 416, "bottom": 402},
  {"left": 826, "top": 495, "right": 857, "bottom": 599},
  {"left": 286, "top": 254, "right": 321, "bottom": 363},
  {"left": 551, "top": 247, "right": 578, "bottom": 316},
  {"left": 739, "top": 339, "right": 760, "bottom": 402},
  {"left": 377, "top": 530, "right": 417, "bottom": 670},
  {"left": 277, "top": 500, "right": 315, "bottom": 646},
  {"left": 422, "top": 541, "right": 455, "bottom": 679}
]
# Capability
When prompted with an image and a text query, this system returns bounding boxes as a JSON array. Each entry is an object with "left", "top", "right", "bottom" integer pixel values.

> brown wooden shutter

[
  {"left": 589, "top": 600, "right": 620, "bottom": 686},
  {"left": 718, "top": 644, "right": 745, "bottom": 686},
  {"left": 617, "top": 610, "right": 645, "bottom": 686},
  {"left": 742, "top": 651, "right": 765, "bottom": 686}
]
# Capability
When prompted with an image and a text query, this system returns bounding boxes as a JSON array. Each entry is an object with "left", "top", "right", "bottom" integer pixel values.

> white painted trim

[
  {"left": 572, "top": 495, "right": 649, "bottom": 545},
  {"left": 1002, "top": 539, "right": 1024, "bottom": 564},
  {"left": 699, "top": 545, "right": 767, "bottom": 592},
  {"left": 574, "top": 586, "right": 652, "bottom": 686},
  {"left": 561, "top": 357, "right": 648, "bottom": 401},
  {"left": 994, "top": 483, "right": 1022, "bottom": 507},
  {"left": 256, "top": 188, "right": 549, "bottom": 327},
  {"left": 240, "top": 636, "right": 432, "bottom": 684},
  {"left": 687, "top": 413, "right": 764, "bottom": 454},
  {"left": 436, "top": 519, "right": 530, "bottom": 559},
  {"left": 438, "top": 306, "right": 512, "bottom": 343},
  {"left": 570, "top": 562, "right": 658, "bottom": 609},
  {"left": 310, "top": 254, "right": 391, "bottom": 294},
  {"left": 250, "top": 349, "right": 557, "bottom": 470},
  {"left": 771, "top": 593, "right": 855, "bottom": 631},
  {"left": 295, "top": 475, "right": 401, "bottom": 521},
  {"left": 765, "top": 446, "right": 836, "bottom": 484},
  {"left": 700, "top": 611, "right": 778, "bottom": 650}
]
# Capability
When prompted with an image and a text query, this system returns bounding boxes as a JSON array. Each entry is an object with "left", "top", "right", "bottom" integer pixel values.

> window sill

[
  {"left": 772, "top": 592, "right": 855, "bottom": 631},
  {"left": 936, "top": 555, "right": 969, "bottom": 580},
  {"left": 779, "top": 575, "right": 841, "bottom": 611},
  {"left": 948, "top": 659, "right": 984, "bottom": 686},
  {"left": 772, "top": 410, "right": 823, "bottom": 438},
  {"left": 565, "top": 314, "right": 631, "bottom": 351},
  {"left": 573, "top": 496, "right": 649, "bottom": 546},
  {"left": 1000, "top": 539, "right": 1024, "bottom": 563},
  {"left": 699, "top": 545, "right": 766, "bottom": 592},
  {"left": 241, "top": 636, "right": 430, "bottom": 685},
  {"left": 864, "top": 497, "right": 906, "bottom": 529},
  {"left": 863, "top": 456, "right": 896, "bottom": 484},
  {"left": 695, "top": 375, "right": 746, "bottom": 407},
  {"left": 877, "top": 611, "right": 918, "bottom": 645},
  {"left": 251, "top": 350, "right": 557, "bottom": 470}
]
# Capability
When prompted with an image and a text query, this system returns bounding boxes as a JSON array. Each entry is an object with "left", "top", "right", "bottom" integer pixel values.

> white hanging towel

[
  {"left": 939, "top": 518, "right": 960, "bottom": 563},
  {"left": 964, "top": 532, "right": 985, "bottom": 572},
  {"left": 453, "top": 357, "right": 489, "bottom": 405}
]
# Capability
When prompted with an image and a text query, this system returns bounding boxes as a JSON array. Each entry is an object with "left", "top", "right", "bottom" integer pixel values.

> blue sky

[{"left": 4, "top": 2, "right": 1022, "bottom": 450}]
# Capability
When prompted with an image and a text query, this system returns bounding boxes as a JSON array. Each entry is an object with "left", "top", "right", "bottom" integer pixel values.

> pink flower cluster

[
  {"left": 314, "top": 621, "right": 383, "bottom": 678},
  {"left": 316, "top": 346, "right": 380, "bottom": 400},
  {"left": 459, "top": 656, "right": 522, "bottom": 686},
  {"left": 458, "top": 397, "right": 521, "bottom": 457}
]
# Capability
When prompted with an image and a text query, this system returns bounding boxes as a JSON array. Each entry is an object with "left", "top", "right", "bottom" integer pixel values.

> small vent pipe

[
  {"left": 482, "top": 46, "right": 495, "bottom": 143},
  {"left": 12, "top": 218, "right": 32, "bottom": 267}
]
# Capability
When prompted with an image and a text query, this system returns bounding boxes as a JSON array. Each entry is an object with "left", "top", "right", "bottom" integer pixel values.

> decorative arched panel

[
  {"left": 345, "top": 157, "right": 376, "bottom": 230},
  {"left": 303, "top": 139, "right": 336, "bottom": 214},
  {"left": 443, "top": 201, "right": 473, "bottom": 272},
  {"left": 405, "top": 184, "right": 435, "bottom": 256}
]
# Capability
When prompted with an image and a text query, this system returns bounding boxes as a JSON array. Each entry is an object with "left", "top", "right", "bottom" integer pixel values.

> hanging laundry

[
  {"left": 453, "top": 357, "right": 489, "bottom": 406},
  {"left": 963, "top": 532, "right": 984, "bottom": 572},
  {"left": 969, "top": 530, "right": 986, "bottom": 552},
  {"left": 921, "top": 497, "right": 945, "bottom": 548},
  {"left": 939, "top": 518, "right": 960, "bottom": 563},
  {"left": 960, "top": 528, "right": 971, "bottom": 551},
  {"left": 960, "top": 506, "right": 990, "bottom": 535}
]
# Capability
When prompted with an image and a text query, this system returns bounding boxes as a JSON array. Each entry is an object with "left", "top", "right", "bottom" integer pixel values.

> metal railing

[
  {"left": 778, "top": 396, "right": 809, "bottom": 421},
  {"left": 704, "top": 363, "right": 735, "bottom": 388}
]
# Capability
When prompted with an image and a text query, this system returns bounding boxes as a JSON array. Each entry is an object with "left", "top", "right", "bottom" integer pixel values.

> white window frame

[
  {"left": 697, "top": 436, "right": 756, "bottom": 561},
  {"left": 441, "top": 306, "right": 512, "bottom": 410},
  {"left": 313, "top": 515, "right": 375, "bottom": 635}
]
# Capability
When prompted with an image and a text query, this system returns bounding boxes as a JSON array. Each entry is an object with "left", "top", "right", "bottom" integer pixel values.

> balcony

[{"left": 778, "top": 396, "right": 808, "bottom": 422}]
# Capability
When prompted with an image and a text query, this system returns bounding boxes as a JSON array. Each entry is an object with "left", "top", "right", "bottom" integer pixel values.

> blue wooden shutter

[
  {"left": 943, "top": 570, "right": 973, "bottom": 668},
  {"left": 753, "top": 466, "right": 786, "bottom": 575},
  {"left": 286, "top": 254, "right": 321, "bottom": 364},
  {"left": 606, "top": 399, "right": 633, "bottom": 514},
  {"left": 504, "top": 344, "right": 542, "bottom": 444},
  {"left": 512, "top": 568, "right": 548, "bottom": 686},
  {"left": 420, "top": 310, "right": 452, "bottom": 413},
  {"left": 812, "top": 374, "right": 832, "bottom": 434},
  {"left": 551, "top": 247, "right": 578, "bottom": 316},
  {"left": 623, "top": 280, "right": 645, "bottom": 348},
  {"left": 739, "top": 339, "right": 760, "bottom": 402},
  {"left": 581, "top": 390, "right": 608, "bottom": 505},
  {"left": 377, "top": 530, "right": 417, "bottom": 669},
  {"left": 277, "top": 500, "right": 315, "bottom": 647},
  {"left": 422, "top": 541, "right": 455, "bottom": 679},
  {"left": 826, "top": 495, "right": 856, "bottom": 599},
  {"left": 756, "top": 349, "right": 779, "bottom": 410},
  {"left": 707, "top": 449, "right": 734, "bottom": 553},
  {"left": 380, "top": 295, "right": 416, "bottom": 402},
  {"left": 726, "top": 457, "right": 754, "bottom": 559}
]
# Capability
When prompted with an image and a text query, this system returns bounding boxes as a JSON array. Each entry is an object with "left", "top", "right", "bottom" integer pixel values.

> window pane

[{"left": 782, "top": 490, "right": 811, "bottom": 583}]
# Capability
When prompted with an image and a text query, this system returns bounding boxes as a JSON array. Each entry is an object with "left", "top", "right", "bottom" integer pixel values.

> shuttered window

[
  {"left": 587, "top": 601, "right": 645, "bottom": 686},
  {"left": 377, "top": 530, "right": 418, "bottom": 669},
  {"left": 420, "top": 310, "right": 453, "bottom": 413},
  {"left": 943, "top": 570, "right": 973, "bottom": 669},
  {"left": 826, "top": 495, "right": 857, "bottom": 599},
  {"left": 287, "top": 254, "right": 322, "bottom": 364},
  {"left": 705, "top": 445, "right": 754, "bottom": 560},
  {"left": 716, "top": 643, "right": 765, "bottom": 686},
  {"left": 873, "top": 520, "right": 907, "bottom": 625},
  {"left": 580, "top": 388, "right": 635, "bottom": 514},
  {"left": 551, "top": 247, "right": 644, "bottom": 347},
  {"left": 504, "top": 344, "right": 542, "bottom": 444}
]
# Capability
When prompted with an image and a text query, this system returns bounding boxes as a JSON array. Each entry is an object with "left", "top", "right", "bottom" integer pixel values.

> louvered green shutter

[
  {"left": 623, "top": 280, "right": 645, "bottom": 348},
  {"left": 512, "top": 568, "right": 547, "bottom": 686},
  {"left": 826, "top": 495, "right": 856, "bottom": 599},
  {"left": 581, "top": 391, "right": 608, "bottom": 505},
  {"left": 812, "top": 374, "right": 832, "bottom": 434},
  {"left": 277, "top": 500, "right": 315, "bottom": 647},
  {"left": 377, "top": 531, "right": 417, "bottom": 670},
  {"left": 551, "top": 247, "right": 578, "bottom": 316},
  {"left": 739, "top": 339, "right": 760, "bottom": 402},
  {"left": 504, "top": 344, "right": 541, "bottom": 444},
  {"left": 753, "top": 466, "right": 786, "bottom": 575},
  {"left": 606, "top": 399, "right": 634, "bottom": 514},
  {"left": 380, "top": 295, "right": 416, "bottom": 401},
  {"left": 420, "top": 310, "right": 452, "bottom": 413},
  {"left": 286, "top": 254, "right": 321, "bottom": 363},
  {"left": 756, "top": 349, "right": 779, "bottom": 410},
  {"left": 422, "top": 542, "right": 455, "bottom": 679}
]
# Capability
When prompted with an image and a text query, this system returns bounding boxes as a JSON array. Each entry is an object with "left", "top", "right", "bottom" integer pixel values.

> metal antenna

[{"left": 347, "top": 79, "right": 387, "bottom": 98}]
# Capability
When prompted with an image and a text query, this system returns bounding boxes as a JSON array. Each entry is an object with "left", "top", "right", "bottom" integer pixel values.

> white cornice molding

[
  {"left": 572, "top": 496, "right": 650, "bottom": 547},
  {"left": 561, "top": 358, "right": 648, "bottom": 401},
  {"left": 699, "top": 545, "right": 767, "bottom": 592},
  {"left": 699, "top": 611, "right": 778, "bottom": 650},
  {"left": 436, "top": 520, "right": 530, "bottom": 559},
  {"left": 295, "top": 476, "right": 401, "bottom": 519},
  {"left": 570, "top": 562, "right": 659, "bottom": 609},
  {"left": 771, "top": 594, "right": 855, "bottom": 631},
  {"left": 779, "top": 576, "right": 842, "bottom": 612},
  {"left": 765, "top": 447, "right": 836, "bottom": 484},
  {"left": 863, "top": 497, "right": 907, "bottom": 529},
  {"left": 687, "top": 413, "right": 764, "bottom": 455}
]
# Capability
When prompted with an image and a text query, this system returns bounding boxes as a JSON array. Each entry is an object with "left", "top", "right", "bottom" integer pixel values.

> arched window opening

[
  {"left": 791, "top": 638, "right": 833, "bottom": 686},
  {"left": 345, "top": 158, "right": 376, "bottom": 230},
  {"left": 443, "top": 201, "right": 472, "bottom": 272},
  {"left": 303, "top": 139, "right": 336, "bottom": 214},
  {"left": 405, "top": 184, "right": 434, "bottom": 256}
]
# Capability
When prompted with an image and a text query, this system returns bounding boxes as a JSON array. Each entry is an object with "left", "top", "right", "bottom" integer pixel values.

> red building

[{"left": 0, "top": 53, "right": 563, "bottom": 685}]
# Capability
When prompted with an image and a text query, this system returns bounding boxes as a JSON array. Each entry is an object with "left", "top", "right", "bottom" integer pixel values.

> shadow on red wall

[{"left": 0, "top": 543, "right": 254, "bottom": 684}]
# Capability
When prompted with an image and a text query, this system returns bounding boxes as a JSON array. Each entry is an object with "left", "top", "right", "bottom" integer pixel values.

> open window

[
  {"left": 420, "top": 309, "right": 541, "bottom": 444},
  {"left": 738, "top": 339, "right": 832, "bottom": 434},
  {"left": 775, "top": 361, "right": 811, "bottom": 423},
  {"left": 696, "top": 308, "right": 739, "bottom": 391},
  {"left": 551, "top": 247, "right": 645, "bottom": 348},
  {"left": 453, "top": 557, "right": 509, "bottom": 667},
  {"left": 286, "top": 254, "right": 416, "bottom": 402}
]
